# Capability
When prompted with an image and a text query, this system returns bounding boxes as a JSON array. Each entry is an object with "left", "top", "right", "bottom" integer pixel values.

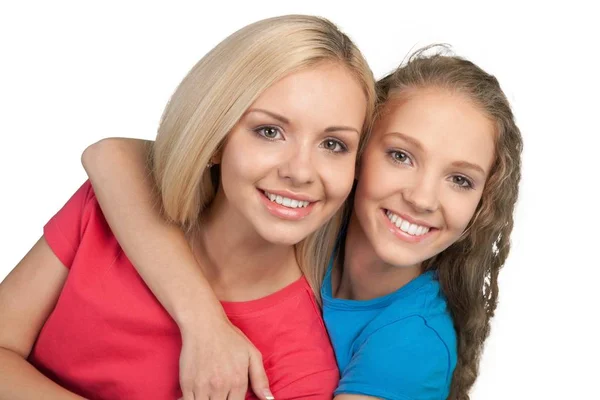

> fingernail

[{"left": 263, "top": 389, "right": 275, "bottom": 400}]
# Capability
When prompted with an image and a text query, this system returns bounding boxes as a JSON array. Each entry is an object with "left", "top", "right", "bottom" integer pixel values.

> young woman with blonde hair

[
  {"left": 79, "top": 45, "right": 522, "bottom": 400},
  {"left": 0, "top": 15, "right": 376, "bottom": 400}
]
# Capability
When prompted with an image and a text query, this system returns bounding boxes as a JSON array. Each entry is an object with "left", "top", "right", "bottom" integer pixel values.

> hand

[{"left": 177, "top": 314, "right": 273, "bottom": 400}]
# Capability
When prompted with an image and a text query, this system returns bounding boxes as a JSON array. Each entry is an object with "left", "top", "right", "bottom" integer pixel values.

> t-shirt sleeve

[
  {"left": 266, "top": 311, "right": 340, "bottom": 399},
  {"left": 274, "top": 360, "right": 339, "bottom": 400},
  {"left": 243, "top": 286, "right": 339, "bottom": 399},
  {"left": 335, "top": 317, "right": 452, "bottom": 400},
  {"left": 43, "top": 180, "right": 96, "bottom": 268}
]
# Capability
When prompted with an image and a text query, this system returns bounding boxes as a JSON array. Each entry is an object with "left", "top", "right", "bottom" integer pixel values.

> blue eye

[
  {"left": 254, "top": 126, "right": 283, "bottom": 140},
  {"left": 321, "top": 138, "right": 348, "bottom": 153},
  {"left": 388, "top": 150, "right": 413, "bottom": 166},
  {"left": 451, "top": 175, "right": 474, "bottom": 190}
]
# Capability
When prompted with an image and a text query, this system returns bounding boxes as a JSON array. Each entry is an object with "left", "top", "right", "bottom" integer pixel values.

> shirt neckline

[
  {"left": 321, "top": 258, "right": 435, "bottom": 310},
  {"left": 221, "top": 276, "right": 309, "bottom": 316}
]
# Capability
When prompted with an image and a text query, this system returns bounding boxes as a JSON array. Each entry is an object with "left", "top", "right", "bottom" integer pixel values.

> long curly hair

[{"left": 376, "top": 46, "right": 523, "bottom": 399}]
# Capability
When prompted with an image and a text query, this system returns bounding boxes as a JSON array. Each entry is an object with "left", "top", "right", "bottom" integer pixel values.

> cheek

[
  {"left": 319, "top": 156, "right": 357, "bottom": 201},
  {"left": 354, "top": 167, "right": 377, "bottom": 212},
  {"left": 220, "top": 134, "right": 281, "bottom": 184},
  {"left": 355, "top": 154, "right": 398, "bottom": 206},
  {"left": 220, "top": 144, "right": 250, "bottom": 185},
  {"left": 444, "top": 193, "right": 481, "bottom": 233}
]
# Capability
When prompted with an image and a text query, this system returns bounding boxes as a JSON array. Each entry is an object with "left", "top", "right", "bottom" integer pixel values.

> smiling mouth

[
  {"left": 384, "top": 209, "right": 436, "bottom": 237},
  {"left": 262, "top": 190, "right": 312, "bottom": 209},
  {"left": 258, "top": 190, "right": 317, "bottom": 221}
]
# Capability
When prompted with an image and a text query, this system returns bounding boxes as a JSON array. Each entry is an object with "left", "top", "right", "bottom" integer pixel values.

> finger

[
  {"left": 225, "top": 373, "right": 248, "bottom": 400},
  {"left": 181, "top": 391, "right": 195, "bottom": 400},
  {"left": 206, "top": 380, "right": 228, "bottom": 400},
  {"left": 248, "top": 352, "right": 273, "bottom": 400},
  {"left": 227, "top": 387, "right": 247, "bottom": 400},
  {"left": 207, "top": 390, "right": 228, "bottom": 400}
]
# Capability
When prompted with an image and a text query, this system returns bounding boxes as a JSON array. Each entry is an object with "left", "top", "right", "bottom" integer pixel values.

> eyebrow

[
  {"left": 247, "top": 108, "right": 360, "bottom": 135},
  {"left": 384, "top": 131, "right": 424, "bottom": 152},
  {"left": 246, "top": 108, "right": 290, "bottom": 125},
  {"left": 451, "top": 160, "right": 486, "bottom": 176},
  {"left": 385, "top": 131, "right": 486, "bottom": 175}
]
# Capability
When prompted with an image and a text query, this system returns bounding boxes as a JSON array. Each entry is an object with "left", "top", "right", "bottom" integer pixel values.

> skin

[
  {"left": 336, "top": 87, "right": 496, "bottom": 305},
  {"left": 0, "top": 62, "right": 367, "bottom": 400},
  {"left": 0, "top": 238, "right": 87, "bottom": 400},
  {"left": 195, "top": 62, "right": 366, "bottom": 301},
  {"left": 78, "top": 87, "right": 497, "bottom": 399},
  {"left": 332, "top": 88, "right": 496, "bottom": 400},
  {"left": 217, "top": 62, "right": 366, "bottom": 246}
]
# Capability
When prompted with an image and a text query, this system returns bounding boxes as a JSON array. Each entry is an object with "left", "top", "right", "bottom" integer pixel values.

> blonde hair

[
  {"left": 377, "top": 46, "right": 523, "bottom": 399},
  {"left": 152, "top": 15, "right": 376, "bottom": 296}
]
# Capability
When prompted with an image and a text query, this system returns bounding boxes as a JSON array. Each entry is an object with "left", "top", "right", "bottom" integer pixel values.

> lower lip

[
  {"left": 258, "top": 190, "right": 316, "bottom": 220},
  {"left": 381, "top": 209, "right": 437, "bottom": 244}
]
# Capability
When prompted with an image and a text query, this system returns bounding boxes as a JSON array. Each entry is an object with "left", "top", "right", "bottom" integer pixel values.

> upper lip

[
  {"left": 260, "top": 188, "right": 318, "bottom": 203},
  {"left": 385, "top": 208, "right": 437, "bottom": 229}
]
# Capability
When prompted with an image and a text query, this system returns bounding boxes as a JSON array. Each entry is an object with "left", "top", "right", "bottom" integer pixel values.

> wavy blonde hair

[
  {"left": 152, "top": 15, "right": 376, "bottom": 296},
  {"left": 376, "top": 46, "right": 523, "bottom": 399}
]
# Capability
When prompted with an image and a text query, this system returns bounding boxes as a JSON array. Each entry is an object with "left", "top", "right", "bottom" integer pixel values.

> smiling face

[
  {"left": 352, "top": 87, "right": 496, "bottom": 268},
  {"left": 211, "top": 62, "right": 368, "bottom": 245}
]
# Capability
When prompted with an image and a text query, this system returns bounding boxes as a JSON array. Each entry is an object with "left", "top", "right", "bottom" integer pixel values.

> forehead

[
  {"left": 374, "top": 88, "right": 496, "bottom": 173},
  {"left": 247, "top": 62, "right": 367, "bottom": 128}
]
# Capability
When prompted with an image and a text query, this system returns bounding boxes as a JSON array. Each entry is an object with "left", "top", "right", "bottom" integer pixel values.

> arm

[
  {"left": 82, "top": 138, "right": 221, "bottom": 331},
  {"left": 0, "top": 237, "right": 86, "bottom": 400},
  {"left": 81, "top": 138, "right": 271, "bottom": 400}
]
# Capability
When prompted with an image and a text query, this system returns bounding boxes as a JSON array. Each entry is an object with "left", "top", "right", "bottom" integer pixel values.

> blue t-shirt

[{"left": 322, "top": 262, "right": 457, "bottom": 400}]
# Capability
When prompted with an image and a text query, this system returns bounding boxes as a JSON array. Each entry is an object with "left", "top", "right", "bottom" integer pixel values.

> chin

[
  {"left": 257, "top": 225, "right": 311, "bottom": 246},
  {"left": 382, "top": 255, "right": 425, "bottom": 269},
  {"left": 373, "top": 243, "right": 429, "bottom": 269}
]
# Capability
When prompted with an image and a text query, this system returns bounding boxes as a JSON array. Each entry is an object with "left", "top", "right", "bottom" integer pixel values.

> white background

[{"left": 1, "top": 1, "right": 598, "bottom": 398}]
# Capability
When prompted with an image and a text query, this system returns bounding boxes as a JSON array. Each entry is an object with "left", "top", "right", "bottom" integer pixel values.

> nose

[
  {"left": 278, "top": 143, "right": 316, "bottom": 186},
  {"left": 401, "top": 173, "right": 439, "bottom": 213}
]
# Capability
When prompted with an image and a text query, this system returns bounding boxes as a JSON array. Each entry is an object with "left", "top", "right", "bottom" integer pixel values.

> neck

[
  {"left": 335, "top": 211, "right": 421, "bottom": 300},
  {"left": 192, "top": 188, "right": 301, "bottom": 301}
]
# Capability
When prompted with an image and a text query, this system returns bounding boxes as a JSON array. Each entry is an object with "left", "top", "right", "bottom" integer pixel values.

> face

[
  {"left": 214, "top": 62, "right": 367, "bottom": 245},
  {"left": 353, "top": 87, "right": 496, "bottom": 268}
]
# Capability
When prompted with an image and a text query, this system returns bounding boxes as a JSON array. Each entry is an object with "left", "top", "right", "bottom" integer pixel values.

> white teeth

[
  {"left": 385, "top": 210, "right": 431, "bottom": 237},
  {"left": 264, "top": 191, "right": 310, "bottom": 209},
  {"left": 408, "top": 224, "right": 418, "bottom": 235},
  {"left": 400, "top": 220, "right": 410, "bottom": 231}
]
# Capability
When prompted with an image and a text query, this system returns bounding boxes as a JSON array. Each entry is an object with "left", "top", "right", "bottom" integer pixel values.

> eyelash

[
  {"left": 253, "top": 125, "right": 283, "bottom": 141},
  {"left": 320, "top": 138, "right": 349, "bottom": 154},
  {"left": 254, "top": 126, "right": 348, "bottom": 154},
  {"left": 450, "top": 175, "right": 475, "bottom": 190},
  {"left": 387, "top": 149, "right": 414, "bottom": 166},
  {"left": 387, "top": 149, "right": 475, "bottom": 191}
]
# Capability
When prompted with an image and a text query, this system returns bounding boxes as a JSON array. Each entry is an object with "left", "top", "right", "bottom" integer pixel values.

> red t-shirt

[{"left": 29, "top": 181, "right": 338, "bottom": 399}]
